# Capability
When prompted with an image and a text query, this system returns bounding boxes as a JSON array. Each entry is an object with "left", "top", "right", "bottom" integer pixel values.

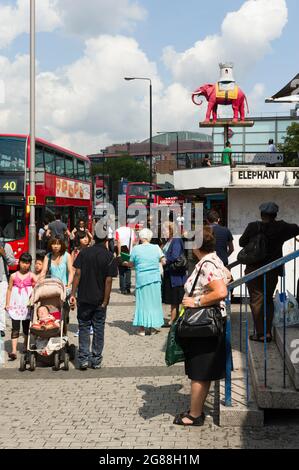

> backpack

[{"left": 237, "top": 222, "right": 268, "bottom": 265}]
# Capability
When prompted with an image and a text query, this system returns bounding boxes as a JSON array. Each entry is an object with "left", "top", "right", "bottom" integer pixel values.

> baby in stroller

[{"left": 31, "top": 305, "right": 60, "bottom": 334}]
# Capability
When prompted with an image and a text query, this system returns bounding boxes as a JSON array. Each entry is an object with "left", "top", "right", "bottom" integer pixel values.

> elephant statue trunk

[{"left": 191, "top": 89, "right": 203, "bottom": 106}]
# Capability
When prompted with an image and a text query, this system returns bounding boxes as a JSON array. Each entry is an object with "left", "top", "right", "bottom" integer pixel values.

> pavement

[{"left": 1, "top": 278, "right": 299, "bottom": 449}]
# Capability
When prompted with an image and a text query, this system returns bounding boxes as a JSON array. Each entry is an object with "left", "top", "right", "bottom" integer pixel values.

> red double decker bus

[{"left": 0, "top": 134, "right": 92, "bottom": 264}]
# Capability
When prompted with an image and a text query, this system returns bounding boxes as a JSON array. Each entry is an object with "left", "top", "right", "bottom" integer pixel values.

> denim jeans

[
  {"left": 77, "top": 303, "right": 107, "bottom": 367},
  {"left": 118, "top": 266, "right": 131, "bottom": 292}
]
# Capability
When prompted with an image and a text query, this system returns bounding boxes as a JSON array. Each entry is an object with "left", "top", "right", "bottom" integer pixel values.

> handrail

[
  {"left": 225, "top": 246, "right": 299, "bottom": 407},
  {"left": 228, "top": 249, "right": 299, "bottom": 290}
]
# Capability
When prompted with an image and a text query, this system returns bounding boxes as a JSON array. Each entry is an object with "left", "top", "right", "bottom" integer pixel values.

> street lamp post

[
  {"left": 29, "top": 0, "right": 36, "bottom": 264},
  {"left": 124, "top": 77, "right": 152, "bottom": 186},
  {"left": 157, "top": 131, "right": 179, "bottom": 169}
]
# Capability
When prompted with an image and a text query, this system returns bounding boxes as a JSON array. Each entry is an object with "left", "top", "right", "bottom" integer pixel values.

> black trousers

[{"left": 246, "top": 268, "right": 279, "bottom": 336}]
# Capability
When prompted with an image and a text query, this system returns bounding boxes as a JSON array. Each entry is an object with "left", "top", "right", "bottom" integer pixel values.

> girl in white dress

[{"left": 5, "top": 252, "right": 37, "bottom": 360}]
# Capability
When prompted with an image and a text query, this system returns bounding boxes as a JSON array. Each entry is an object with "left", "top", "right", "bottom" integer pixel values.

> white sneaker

[{"left": 74, "top": 330, "right": 79, "bottom": 337}]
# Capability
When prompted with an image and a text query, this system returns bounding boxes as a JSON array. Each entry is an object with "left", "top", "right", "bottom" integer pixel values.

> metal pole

[
  {"left": 29, "top": 0, "right": 36, "bottom": 264},
  {"left": 149, "top": 81, "right": 152, "bottom": 187},
  {"left": 176, "top": 133, "right": 179, "bottom": 169}
]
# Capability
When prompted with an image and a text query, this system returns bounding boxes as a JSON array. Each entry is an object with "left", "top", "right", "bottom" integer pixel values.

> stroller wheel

[
  {"left": 19, "top": 353, "right": 26, "bottom": 372},
  {"left": 52, "top": 352, "right": 60, "bottom": 371},
  {"left": 67, "top": 343, "right": 76, "bottom": 361},
  {"left": 63, "top": 352, "right": 69, "bottom": 371},
  {"left": 29, "top": 353, "right": 36, "bottom": 372}
]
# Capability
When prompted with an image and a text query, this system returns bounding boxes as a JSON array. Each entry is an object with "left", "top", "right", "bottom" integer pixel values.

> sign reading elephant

[{"left": 192, "top": 83, "right": 249, "bottom": 123}]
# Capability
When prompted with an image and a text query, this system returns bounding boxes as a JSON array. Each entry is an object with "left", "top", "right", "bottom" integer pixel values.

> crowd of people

[{"left": 1, "top": 202, "right": 299, "bottom": 427}]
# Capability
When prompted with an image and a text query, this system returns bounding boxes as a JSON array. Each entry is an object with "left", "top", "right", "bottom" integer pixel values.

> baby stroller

[{"left": 19, "top": 278, "right": 75, "bottom": 372}]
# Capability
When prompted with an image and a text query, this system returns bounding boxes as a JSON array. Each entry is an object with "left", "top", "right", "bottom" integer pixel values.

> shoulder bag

[
  {"left": 176, "top": 260, "right": 224, "bottom": 339},
  {"left": 169, "top": 239, "right": 188, "bottom": 272}
]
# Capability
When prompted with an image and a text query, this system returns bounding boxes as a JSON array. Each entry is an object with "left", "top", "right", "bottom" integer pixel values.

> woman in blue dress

[{"left": 127, "top": 228, "right": 165, "bottom": 336}]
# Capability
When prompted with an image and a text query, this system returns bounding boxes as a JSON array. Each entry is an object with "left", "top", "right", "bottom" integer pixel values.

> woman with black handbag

[
  {"left": 162, "top": 222, "right": 188, "bottom": 326},
  {"left": 173, "top": 226, "right": 231, "bottom": 426}
]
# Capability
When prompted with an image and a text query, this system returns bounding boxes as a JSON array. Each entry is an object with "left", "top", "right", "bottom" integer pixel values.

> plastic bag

[
  {"left": 165, "top": 321, "right": 185, "bottom": 367},
  {"left": 273, "top": 290, "right": 299, "bottom": 327}
]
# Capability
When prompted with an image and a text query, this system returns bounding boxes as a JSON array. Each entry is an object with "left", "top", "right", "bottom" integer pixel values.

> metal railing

[
  {"left": 225, "top": 242, "right": 299, "bottom": 407},
  {"left": 176, "top": 151, "right": 298, "bottom": 170}
]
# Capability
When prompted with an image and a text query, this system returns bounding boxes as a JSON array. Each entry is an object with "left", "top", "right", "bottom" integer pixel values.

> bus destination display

[{"left": 0, "top": 176, "right": 20, "bottom": 193}]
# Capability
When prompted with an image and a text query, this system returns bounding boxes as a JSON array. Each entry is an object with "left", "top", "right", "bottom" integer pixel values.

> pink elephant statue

[{"left": 192, "top": 83, "right": 249, "bottom": 123}]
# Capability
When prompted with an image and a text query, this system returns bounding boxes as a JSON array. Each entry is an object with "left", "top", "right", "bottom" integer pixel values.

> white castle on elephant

[{"left": 192, "top": 62, "right": 249, "bottom": 123}]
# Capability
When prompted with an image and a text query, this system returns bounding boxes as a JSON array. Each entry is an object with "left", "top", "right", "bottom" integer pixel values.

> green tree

[
  {"left": 278, "top": 122, "right": 299, "bottom": 166},
  {"left": 91, "top": 155, "right": 150, "bottom": 182},
  {"left": 91, "top": 155, "right": 150, "bottom": 203}
]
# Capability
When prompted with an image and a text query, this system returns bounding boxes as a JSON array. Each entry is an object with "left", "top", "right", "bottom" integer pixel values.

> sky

[{"left": 0, "top": 0, "right": 298, "bottom": 155}]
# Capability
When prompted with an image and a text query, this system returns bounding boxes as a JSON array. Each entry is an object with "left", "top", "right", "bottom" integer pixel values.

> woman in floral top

[{"left": 173, "top": 226, "right": 231, "bottom": 427}]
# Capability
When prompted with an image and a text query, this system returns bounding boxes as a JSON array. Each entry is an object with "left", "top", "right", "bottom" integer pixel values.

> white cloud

[
  {"left": 0, "top": 36, "right": 165, "bottom": 153},
  {"left": 163, "top": 0, "right": 288, "bottom": 90},
  {"left": 0, "top": 0, "right": 146, "bottom": 49},
  {"left": 56, "top": 0, "right": 147, "bottom": 37},
  {"left": 0, "top": 0, "right": 291, "bottom": 155},
  {"left": 0, "top": 0, "right": 62, "bottom": 49}
]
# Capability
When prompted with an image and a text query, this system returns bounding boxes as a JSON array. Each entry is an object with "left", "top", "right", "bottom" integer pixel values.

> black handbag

[
  {"left": 176, "top": 260, "right": 224, "bottom": 339},
  {"left": 170, "top": 253, "right": 188, "bottom": 271},
  {"left": 169, "top": 239, "right": 188, "bottom": 271}
]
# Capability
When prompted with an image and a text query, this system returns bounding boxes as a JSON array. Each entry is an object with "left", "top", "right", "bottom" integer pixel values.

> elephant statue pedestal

[
  {"left": 200, "top": 118, "right": 254, "bottom": 148},
  {"left": 200, "top": 119, "right": 254, "bottom": 127}
]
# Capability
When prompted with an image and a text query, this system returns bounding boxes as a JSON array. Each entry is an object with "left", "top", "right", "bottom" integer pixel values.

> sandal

[
  {"left": 249, "top": 334, "right": 272, "bottom": 343},
  {"left": 8, "top": 353, "right": 17, "bottom": 361},
  {"left": 173, "top": 411, "right": 205, "bottom": 426}
]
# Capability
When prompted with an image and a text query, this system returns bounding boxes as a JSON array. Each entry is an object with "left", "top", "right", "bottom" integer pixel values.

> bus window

[
  {"left": 84, "top": 161, "right": 90, "bottom": 179},
  {"left": 77, "top": 160, "right": 85, "bottom": 180},
  {"left": 74, "top": 207, "right": 88, "bottom": 227},
  {"left": 0, "top": 137, "right": 26, "bottom": 171},
  {"left": 44, "top": 149, "right": 55, "bottom": 173},
  {"left": 65, "top": 156, "right": 74, "bottom": 178},
  {"left": 35, "top": 146, "right": 44, "bottom": 168},
  {"left": 55, "top": 154, "right": 65, "bottom": 176},
  {"left": 0, "top": 202, "right": 25, "bottom": 241}
]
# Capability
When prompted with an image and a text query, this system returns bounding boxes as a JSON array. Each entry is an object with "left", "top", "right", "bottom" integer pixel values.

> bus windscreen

[{"left": 0, "top": 137, "right": 26, "bottom": 172}]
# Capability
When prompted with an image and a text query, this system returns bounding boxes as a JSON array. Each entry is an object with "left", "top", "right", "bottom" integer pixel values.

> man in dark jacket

[{"left": 239, "top": 202, "right": 299, "bottom": 342}]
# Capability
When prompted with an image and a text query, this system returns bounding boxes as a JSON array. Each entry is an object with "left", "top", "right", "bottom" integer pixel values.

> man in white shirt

[
  {"left": 115, "top": 225, "right": 136, "bottom": 294},
  {"left": 268, "top": 139, "right": 276, "bottom": 152}
]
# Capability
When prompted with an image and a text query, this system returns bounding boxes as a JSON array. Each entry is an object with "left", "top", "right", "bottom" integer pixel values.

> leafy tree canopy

[
  {"left": 278, "top": 122, "right": 299, "bottom": 166},
  {"left": 91, "top": 154, "right": 150, "bottom": 182}
]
